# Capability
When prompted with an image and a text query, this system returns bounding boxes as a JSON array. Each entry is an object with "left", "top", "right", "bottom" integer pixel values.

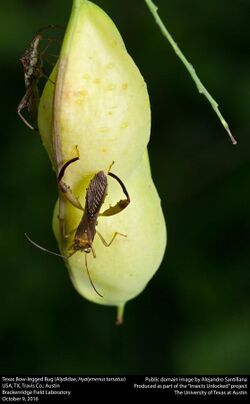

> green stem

[
  {"left": 144, "top": 0, "right": 237, "bottom": 145},
  {"left": 116, "top": 304, "right": 125, "bottom": 325}
]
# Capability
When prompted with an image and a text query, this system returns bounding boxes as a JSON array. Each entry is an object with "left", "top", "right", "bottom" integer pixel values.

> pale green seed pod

[{"left": 38, "top": 0, "right": 166, "bottom": 321}]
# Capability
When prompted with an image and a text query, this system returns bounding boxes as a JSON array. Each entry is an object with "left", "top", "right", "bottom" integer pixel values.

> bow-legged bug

[
  {"left": 17, "top": 25, "right": 63, "bottom": 130},
  {"left": 26, "top": 156, "right": 130, "bottom": 298}
]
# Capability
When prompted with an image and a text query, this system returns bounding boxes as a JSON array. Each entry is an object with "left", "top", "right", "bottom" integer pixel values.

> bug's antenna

[
  {"left": 84, "top": 253, "right": 103, "bottom": 298},
  {"left": 25, "top": 233, "right": 67, "bottom": 259}
]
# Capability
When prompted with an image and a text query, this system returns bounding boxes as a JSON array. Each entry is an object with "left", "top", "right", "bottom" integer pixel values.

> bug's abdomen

[{"left": 86, "top": 171, "right": 107, "bottom": 216}]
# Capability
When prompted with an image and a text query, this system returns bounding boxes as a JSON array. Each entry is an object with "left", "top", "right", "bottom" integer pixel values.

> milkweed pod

[{"left": 38, "top": 0, "right": 167, "bottom": 322}]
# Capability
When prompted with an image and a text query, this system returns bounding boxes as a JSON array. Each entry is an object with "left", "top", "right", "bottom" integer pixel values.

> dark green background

[{"left": 1, "top": 0, "right": 249, "bottom": 374}]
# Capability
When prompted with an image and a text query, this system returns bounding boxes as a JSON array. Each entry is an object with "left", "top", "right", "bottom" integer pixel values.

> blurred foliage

[{"left": 1, "top": 0, "right": 249, "bottom": 374}]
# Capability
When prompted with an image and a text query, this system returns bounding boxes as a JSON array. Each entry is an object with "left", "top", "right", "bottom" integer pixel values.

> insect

[
  {"left": 17, "top": 25, "right": 62, "bottom": 130},
  {"left": 26, "top": 157, "right": 130, "bottom": 297},
  {"left": 58, "top": 157, "right": 131, "bottom": 297}
]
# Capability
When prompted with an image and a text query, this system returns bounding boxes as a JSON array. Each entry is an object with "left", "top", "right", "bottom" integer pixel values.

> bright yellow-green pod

[{"left": 38, "top": 0, "right": 166, "bottom": 321}]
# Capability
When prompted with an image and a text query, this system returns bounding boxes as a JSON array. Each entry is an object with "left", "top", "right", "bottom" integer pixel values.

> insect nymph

[{"left": 17, "top": 25, "right": 62, "bottom": 130}]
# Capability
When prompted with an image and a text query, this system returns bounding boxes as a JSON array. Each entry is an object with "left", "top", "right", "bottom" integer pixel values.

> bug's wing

[{"left": 87, "top": 171, "right": 107, "bottom": 216}]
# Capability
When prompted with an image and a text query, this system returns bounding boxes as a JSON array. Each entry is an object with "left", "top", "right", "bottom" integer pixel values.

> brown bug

[
  {"left": 17, "top": 25, "right": 62, "bottom": 130},
  {"left": 26, "top": 157, "right": 130, "bottom": 298},
  {"left": 58, "top": 157, "right": 130, "bottom": 297}
]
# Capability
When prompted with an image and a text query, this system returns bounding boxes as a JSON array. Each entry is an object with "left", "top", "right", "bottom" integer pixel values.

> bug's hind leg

[
  {"left": 17, "top": 88, "right": 37, "bottom": 131},
  {"left": 40, "top": 40, "right": 58, "bottom": 84},
  {"left": 57, "top": 147, "right": 83, "bottom": 211},
  {"left": 99, "top": 171, "right": 130, "bottom": 217}
]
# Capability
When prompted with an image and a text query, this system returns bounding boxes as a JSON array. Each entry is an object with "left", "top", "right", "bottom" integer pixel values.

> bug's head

[
  {"left": 73, "top": 238, "right": 92, "bottom": 254},
  {"left": 83, "top": 245, "right": 91, "bottom": 254}
]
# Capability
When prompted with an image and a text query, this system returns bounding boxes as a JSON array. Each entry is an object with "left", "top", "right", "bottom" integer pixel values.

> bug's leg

[
  {"left": 39, "top": 36, "right": 62, "bottom": 83},
  {"left": 46, "top": 53, "right": 59, "bottom": 59},
  {"left": 57, "top": 215, "right": 77, "bottom": 240},
  {"left": 36, "top": 24, "right": 65, "bottom": 36},
  {"left": 107, "top": 160, "right": 115, "bottom": 172},
  {"left": 57, "top": 148, "right": 83, "bottom": 211},
  {"left": 41, "top": 62, "right": 55, "bottom": 83},
  {"left": 59, "top": 179, "right": 83, "bottom": 210},
  {"left": 39, "top": 37, "right": 62, "bottom": 63},
  {"left": 91, "top": 245, "right": 96, "bottom": 258},
  {"left": 64, "top": 227, "right": 78, "bottom": 239},
  {"left": 42, "top": 37, "right": 62, "bottom": 45},
  {"left": 27, "top": 83, "right": 39, "bottom": 130},
  {"left": 40, "top": 40, "right": 53, "bottom": 57},
  {"left": 17, "top": 88, "right": 36, "bottom": 130},
  {"left": 96, "top": 230, "right": 127, "bottom": 247},
  {"left": 57, "top": 152, "right": 82, "bottom": 244},
  {"left": 43, "top": 54, "right": 58, "bottom": 69},
  {"left": 99, "top": 172, "right": 130, "bottom": 217},
  {"left": 42, "top": 71, "right": 55, "bottom": 85},
  {"left": 39, "top": 41, "right": 57, "bottom": 84}
]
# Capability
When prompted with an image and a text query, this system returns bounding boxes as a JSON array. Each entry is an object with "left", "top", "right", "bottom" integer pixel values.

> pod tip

[{"left": 116, "top": 304, "right": 125, "bottom": 325}]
